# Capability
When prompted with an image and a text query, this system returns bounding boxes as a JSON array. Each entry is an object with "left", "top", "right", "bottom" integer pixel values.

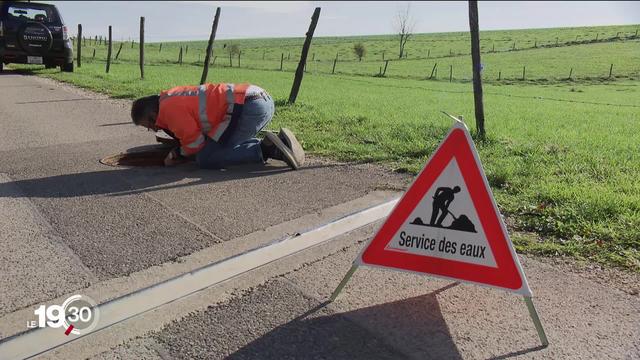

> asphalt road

[{"left": 0, "top": 71, "right": 638, "bottom": 359}]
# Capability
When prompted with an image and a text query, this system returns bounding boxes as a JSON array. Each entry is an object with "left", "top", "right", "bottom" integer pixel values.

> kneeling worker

[{"left": 130, "top": 83, "right": 304, "bottom": 169}]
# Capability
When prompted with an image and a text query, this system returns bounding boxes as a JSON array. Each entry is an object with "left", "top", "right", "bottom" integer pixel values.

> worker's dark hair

[{"left": 130, "top": 95, "right": 160, "bottom": 125}]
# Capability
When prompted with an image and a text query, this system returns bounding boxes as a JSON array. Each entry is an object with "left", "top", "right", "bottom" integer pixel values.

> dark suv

[{"left": 0, "top": 1, "right": 73, "bottom": 72}]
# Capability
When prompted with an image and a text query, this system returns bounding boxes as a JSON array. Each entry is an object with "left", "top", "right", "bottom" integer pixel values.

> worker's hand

[{"left": 164, "top": 149, "right": 187, "bottom": 167}]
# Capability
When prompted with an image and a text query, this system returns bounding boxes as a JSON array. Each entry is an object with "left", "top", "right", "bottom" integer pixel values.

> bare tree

[
  {"left": 226, "top": 43, "right": 240, "bottom": 56},
  {"left": 353, "top": 42, "right": 366, "bottom": 61},
  {"left": 394, "top": 3, "right": 415, "bottom": 59}
]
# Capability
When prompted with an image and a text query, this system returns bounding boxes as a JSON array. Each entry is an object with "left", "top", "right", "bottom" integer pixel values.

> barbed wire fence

[{"left": 70, "top": 21, "right": 640, "bottom": 83}]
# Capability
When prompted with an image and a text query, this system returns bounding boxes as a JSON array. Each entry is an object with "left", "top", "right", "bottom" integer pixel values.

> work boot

[
  {"left": 277, "top": 128, "right": 305, "bottom": 167},
  {"left": 261, "top": 131, "right": 301, "bottom": 170}
]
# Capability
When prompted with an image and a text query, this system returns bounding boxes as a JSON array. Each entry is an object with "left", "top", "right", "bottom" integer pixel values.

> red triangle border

[{"left": 358, "top": 125, "right": 530, "bottom": 295}]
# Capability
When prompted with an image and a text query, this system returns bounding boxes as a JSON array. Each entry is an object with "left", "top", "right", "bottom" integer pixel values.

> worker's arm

[
  {"left": 164, "top": 147, "right": 189, "bottom": 166},
  {"left": 434, "top": 187, "right": 445, "bottom": 197},
  {"left": 444, "top": 199, "right": 452, "bottom": 208},
  {"left": 157, "top": 107, "right": 206, "bottom": 157}
]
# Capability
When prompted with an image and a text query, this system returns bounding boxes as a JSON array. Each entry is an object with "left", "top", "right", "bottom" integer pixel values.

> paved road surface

[{"left": 0, "top": 71, "right": 637, "bottom": 359}]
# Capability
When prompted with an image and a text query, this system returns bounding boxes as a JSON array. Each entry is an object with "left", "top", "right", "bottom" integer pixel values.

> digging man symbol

[{"left": 430, "top": 186, "right": 461, "bottom": 227}]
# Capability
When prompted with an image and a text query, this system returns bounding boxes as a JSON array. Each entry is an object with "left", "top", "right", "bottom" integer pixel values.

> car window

[{"left": 6, "top": 4, "right": 59, "bottom": 23}]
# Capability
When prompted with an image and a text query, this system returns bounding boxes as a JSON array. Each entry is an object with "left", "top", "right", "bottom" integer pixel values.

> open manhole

[
  {"left": 100, "top": 145, "right": 173, "bottom": 167},
  {"left": 100, "top": 150, "right": 170, "bottom": 167}
]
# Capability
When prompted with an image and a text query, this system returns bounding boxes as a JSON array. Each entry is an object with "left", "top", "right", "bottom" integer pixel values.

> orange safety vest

[{"left": 156, "top": 83, "right": 250, "bottom": 155}]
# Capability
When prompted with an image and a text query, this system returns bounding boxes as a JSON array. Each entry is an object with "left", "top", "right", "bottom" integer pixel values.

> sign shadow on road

[{"left": 227, "top": 284, "right": 463, "bottom": 360}]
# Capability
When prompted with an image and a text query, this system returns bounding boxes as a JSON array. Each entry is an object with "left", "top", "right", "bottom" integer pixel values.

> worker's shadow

[
  {"left": 0, "top": 159, "right": 341, "bottom": 199},
  {"left": 226, "top": 284, "right": 463, "bottom": 360}
]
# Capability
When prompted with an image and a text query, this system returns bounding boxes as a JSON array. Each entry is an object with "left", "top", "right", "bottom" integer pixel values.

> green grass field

[
  {"left": 78, "top": 24, "right": 639, "bottom": 83},
  {"left": 11, "top": 24, "right": 640, "bottom": 271}
]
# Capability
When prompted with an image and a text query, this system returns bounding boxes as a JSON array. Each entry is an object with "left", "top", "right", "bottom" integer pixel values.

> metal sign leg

[
  {"left": 329, "top": 265, "right": 358, "bottom": 302},
  {"left": 524, "top": 296, "right": 549, "bottom": 347}
]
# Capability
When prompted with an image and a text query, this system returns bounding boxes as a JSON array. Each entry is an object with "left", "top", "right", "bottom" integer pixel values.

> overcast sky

[{"left": 48, "top": 1, "right": 640, "bottom": 42}]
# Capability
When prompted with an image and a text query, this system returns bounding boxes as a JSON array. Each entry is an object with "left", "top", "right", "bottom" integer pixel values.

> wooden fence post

[
  {"left": 139, "top": 17, "right": 144, "bottom": 79},
  {"left": 609, "top": 63, "right": 613, "bottom": 78},
  {"left": 383, "top": 59, "right": 389, "bottom": 76},
  {"left": 185, "top": 45, "right": 188, "bottom": 54},
  {"left": 200, "top": 7, "right": 221, "bottom": 85},
  {"left": 449, "top": 64, "right": 453, "bottom": 82},
  {"left": 115, "top": 42, "right": 123, "bottom": 60},
  {"left": 238, "top": 51, "right": 241, "bottom": 67},
  {"left": 595, "top": 33, "right": 599, "bottom": 41},
  {"left": 498, "top": 70, "right": 501, "bottom": 81},
  {"left": 429, "top": 62, "right": 437, "bottom": 79},
  {"left": 568, "top": 67, "right": 573, "bottom": 80},
  {"left": 179, "top": 46, "right": 183, "bottom": 65},
  {"left": 382, "top": 50, "right": 385, "bottom": 60},
  {"left": 522, "top": 66, "right": 526, "bottom": 80},
  {"left": 92, "top": 48, "right": 96, "bottom": 59},
  {"left": 159, "top": 43, "right": 162, "bottom": 52},
  {"left": 469, "top": 0, "right": 486, "bottom": 139},
  {"left": 105, "top": 26, "right": 112, "bottom": 73},
  {"left": 280, "top": 53, "right": 284, "bottom": 71},
  {"left": 332, "top": 56, "right": 337, "bottom": 74},
  {"left": 229, "top": 52, "right": 232, "bottom": 67},
  {"left": 288, "top": 7, "right": 320, "bottom": 104},
  {"left": 77, "top": 24, "right": 82, "bottom": 67}
]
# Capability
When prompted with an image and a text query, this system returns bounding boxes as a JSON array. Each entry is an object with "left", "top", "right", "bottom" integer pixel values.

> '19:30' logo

[{"left": 28, "top": 294, "right": 99, "bottom": 336}]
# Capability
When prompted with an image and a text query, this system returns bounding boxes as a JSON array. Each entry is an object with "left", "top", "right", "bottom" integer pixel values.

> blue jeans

[{"left": 196, "top": 93, "right": 275, "bottom": 169}]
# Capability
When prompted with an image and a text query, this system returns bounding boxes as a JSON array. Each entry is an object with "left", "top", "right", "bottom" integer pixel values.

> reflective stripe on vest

[
  {"left": 210, "top": 83, "right": 236, "bottom": 142},
  {"left": 160, "top": 89, "right": 198, "bottom": 100},
  {"left": 160, "top": 86, "right": 212, "bottom": 136},
  {"left": 197, "top": 84, "right": 212, "bottom": 134},
  {"left": 184, "top": 133, "right": 205, "bottom": 150}
]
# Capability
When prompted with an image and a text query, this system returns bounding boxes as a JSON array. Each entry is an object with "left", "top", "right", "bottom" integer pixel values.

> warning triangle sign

[{"left": 358, "top": 121, "right": 531, "bottom": 296}]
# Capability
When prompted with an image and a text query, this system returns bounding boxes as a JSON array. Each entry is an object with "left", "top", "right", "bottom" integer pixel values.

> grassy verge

[{"left": 10, "top": 59, "right": 640, "bottom": 272}]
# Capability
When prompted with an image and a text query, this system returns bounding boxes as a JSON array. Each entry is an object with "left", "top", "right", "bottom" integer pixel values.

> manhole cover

[{"left": 100, "top": 149, "right": 171, "bottom": 167}]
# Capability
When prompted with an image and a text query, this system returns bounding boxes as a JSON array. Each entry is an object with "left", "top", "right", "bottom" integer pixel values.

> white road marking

[{"left": 0, "top": 197, "right": 399, "bottom": 360}]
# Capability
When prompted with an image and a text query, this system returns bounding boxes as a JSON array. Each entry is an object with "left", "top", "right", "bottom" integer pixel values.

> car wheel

[{"left": 61, "top": 62, "right": 74, "bottom": 72}]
